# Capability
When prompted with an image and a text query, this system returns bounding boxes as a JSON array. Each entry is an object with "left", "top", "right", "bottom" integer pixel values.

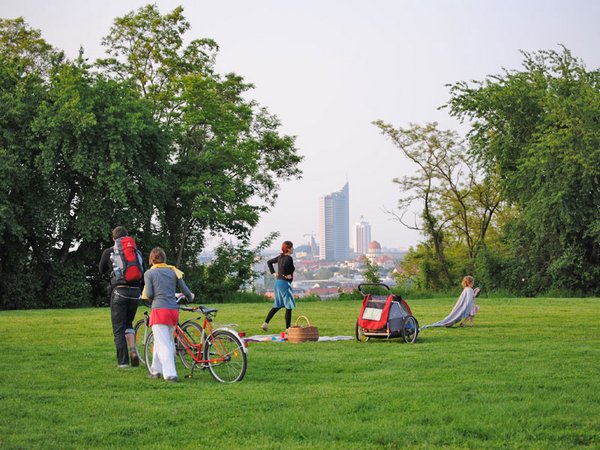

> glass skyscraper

[{"left": 319, "top": 182, "right": 349, "bottom": 261}]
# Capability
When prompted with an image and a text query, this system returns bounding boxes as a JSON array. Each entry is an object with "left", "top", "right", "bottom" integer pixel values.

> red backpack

[{"left": 112, "top": 236, "right": 144, "bottom": 283}]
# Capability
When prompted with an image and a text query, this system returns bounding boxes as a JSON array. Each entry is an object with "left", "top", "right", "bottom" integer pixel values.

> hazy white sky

[{"left": 2, "top": 0, "right": 599, "bottom": 251}]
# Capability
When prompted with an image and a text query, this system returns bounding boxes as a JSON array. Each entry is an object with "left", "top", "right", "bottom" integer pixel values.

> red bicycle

[{"left": 144, "top": 305, "right": 248, "bottom": 383}]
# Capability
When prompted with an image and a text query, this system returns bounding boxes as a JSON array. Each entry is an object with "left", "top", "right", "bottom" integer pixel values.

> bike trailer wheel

[{"left": 402, "top": 316, "right": 419, "bottom": 344}]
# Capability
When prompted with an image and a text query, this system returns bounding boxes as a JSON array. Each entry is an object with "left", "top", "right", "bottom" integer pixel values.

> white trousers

[{"left": 150, "top": 324, "right": 177, "bottom": 378}]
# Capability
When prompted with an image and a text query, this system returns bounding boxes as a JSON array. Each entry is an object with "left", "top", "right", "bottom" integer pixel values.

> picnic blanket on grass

[{"left": 244, "top": 334, "right": 353, "bottom": 343}]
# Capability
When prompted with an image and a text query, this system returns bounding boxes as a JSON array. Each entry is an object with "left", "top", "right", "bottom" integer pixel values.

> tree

[
  {"left": 446, "top": 47, "right": 600, "bottom": 294},
  {"left": 0, "top": 18, "right": 168, "bottom": 308},
  {"left": 34, "top": 58, "right": 168, "bottom": 305},
  {"left": 373, "top": 121, "right": 504, "bottom": 289},
  {"left": 0, "top": 55, "right": 49, "bottom": 307},
  {"left": 97, "top": 5, "right": 302, "bottom": 266},
  {"left": 392, "top": 247, "right": 424, "bottom": 291},
  {"left": 0, "top": 10, "right": 301, "bottom": 308},
  {"left": 0, "top": 18, "right": 65, "bottom": 307},
  {"left": 187, "top": 233, "right": 278, "bottom": 303},
  {"left": 362, "top": 257, "right": 382, "bottom": 284},
  {"left": 0, "top": 17, "right": 59, "bottom": 76}
]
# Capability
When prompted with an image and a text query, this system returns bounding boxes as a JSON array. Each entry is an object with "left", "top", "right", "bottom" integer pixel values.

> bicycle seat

[{"left": 201, "top": 307, "right": 218, "bottom": 316}]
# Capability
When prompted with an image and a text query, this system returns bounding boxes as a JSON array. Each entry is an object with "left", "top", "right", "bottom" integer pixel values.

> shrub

[
  {"left": 46, "top": 263, "right": 93, "bottom": 308},
  {"left": 0, "top": 272, "right": 43, "bottom": 309}
]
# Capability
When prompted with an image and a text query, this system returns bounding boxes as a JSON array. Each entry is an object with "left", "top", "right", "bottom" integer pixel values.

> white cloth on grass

[
  {"left": 421, "top": 287, "right": 474, "bottom": 328},
  {"left": 244, "top": 334, "right": 353, "bottom": 342}
]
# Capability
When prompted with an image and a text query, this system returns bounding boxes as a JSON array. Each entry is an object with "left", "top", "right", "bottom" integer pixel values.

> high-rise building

[
  {"left": 353, "top": 216, "right": 371, "bottom": 256},
  {"left": 319, "top": 182, "right": 350, "bottom": 261}
]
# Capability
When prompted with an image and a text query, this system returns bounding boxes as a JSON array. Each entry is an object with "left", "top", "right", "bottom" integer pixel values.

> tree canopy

[
  {"left": 0, "top": 8, "right": 302, "bottom": 309},
  {"left": 0, "top": 21, "right": 168, "bottom": 307},
  {"left": 97, "top": 5, "right": 302, "bottom": 266},
  {"left": 381, "top": 47, "right": 600, "bottom": 295},
  {"left": 446, "top": 47, "right": 600, "bottom": 294}
]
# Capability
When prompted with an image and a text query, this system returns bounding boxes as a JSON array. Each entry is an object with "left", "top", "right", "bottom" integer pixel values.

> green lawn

[{"left": 1, "top": 297, "right": 599, "bottom": 449}]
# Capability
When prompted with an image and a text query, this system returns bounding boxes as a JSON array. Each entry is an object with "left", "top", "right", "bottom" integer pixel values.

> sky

[{"left": 2, "top": 0, "right": 599, "bottom": 251}]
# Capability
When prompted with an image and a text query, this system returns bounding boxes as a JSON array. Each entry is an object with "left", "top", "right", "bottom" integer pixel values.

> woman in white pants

[{"left": 142, "top": 247, "right": 194, "bottom": 382}]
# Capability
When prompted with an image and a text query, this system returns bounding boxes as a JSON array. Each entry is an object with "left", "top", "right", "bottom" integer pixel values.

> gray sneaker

[
  {"left": 165, "top": 376, "right": 178, "bottom": 383},
  {"left": 261, "top": 322, "right": 269, "bottom": 332},
  {"left": 117, "top": 364, "right": 129, "bottom": 369}
]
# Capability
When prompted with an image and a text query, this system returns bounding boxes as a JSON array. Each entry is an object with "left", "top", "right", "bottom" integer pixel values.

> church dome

[{"left": 367, "top": 241, "right": 381, "bottom": 251}]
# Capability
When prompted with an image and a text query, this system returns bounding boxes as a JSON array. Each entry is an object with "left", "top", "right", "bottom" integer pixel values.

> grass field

[{"left": 1, "top": 297, "right": 599, "bottom": 449}]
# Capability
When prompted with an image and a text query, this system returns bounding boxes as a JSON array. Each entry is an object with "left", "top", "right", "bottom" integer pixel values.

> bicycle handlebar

[
  {"left": 179, "top": 304, "right": 219, "bottom": 318},
  {"left": 179, "top": 305, "right": 199, "bottom": 312},
  {"left": 139, "top": 293, "right": 190, "bottom": 308}
]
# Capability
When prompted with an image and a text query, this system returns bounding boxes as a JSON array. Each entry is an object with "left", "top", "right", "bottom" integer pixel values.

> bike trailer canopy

[{"left": 358, "top": 294, "right": 413, "bottom": 330}]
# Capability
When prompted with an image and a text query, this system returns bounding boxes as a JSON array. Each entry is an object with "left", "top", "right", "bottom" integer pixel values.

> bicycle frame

[
  {"left": 141, "top": 303, "right": 248, "bottom": 382},
  {"left": 175, "top": 315, "right": 208, "bottom": 364},
  {"left": 176, "top": 306, "right": 247, "bottom": 368}
]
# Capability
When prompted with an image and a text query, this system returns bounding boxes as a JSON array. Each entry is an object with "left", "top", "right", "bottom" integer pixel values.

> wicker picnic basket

[{"left": 287, "top": 315, "right": 319, "bottom": 343}]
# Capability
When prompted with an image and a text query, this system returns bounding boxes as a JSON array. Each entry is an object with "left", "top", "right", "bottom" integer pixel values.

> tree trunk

[
  {"left": 176, "top": 218, "right": 194, "bottom": 267},
  {"left": 423, "top": 191, "right": 453, "bottom": 287}
]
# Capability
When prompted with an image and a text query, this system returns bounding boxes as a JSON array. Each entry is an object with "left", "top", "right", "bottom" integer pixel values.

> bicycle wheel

[
  {"left": 355, "top": 320, "right": 370, "bottom": 342},
  {"left": 144, "top": 331, "right": 155, "bottom": 370},
  {"left": 402, "top": 316, "right": 419, "bottom": 344},
  {"left": 178, "top": 321, "right": 204, "bottom": 369},
  {"left": 203, "top": 330, "right": 247, "bottom": 383},
  {"left": 134, "top": 318, "right": 148, "bottom": 367}
]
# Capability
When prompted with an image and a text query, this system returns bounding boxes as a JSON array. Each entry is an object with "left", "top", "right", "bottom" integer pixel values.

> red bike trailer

[{"left": 355, "top": 283, "right": 419, "bottom": 344}]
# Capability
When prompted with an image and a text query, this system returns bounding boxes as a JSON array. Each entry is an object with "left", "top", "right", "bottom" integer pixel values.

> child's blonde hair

[{"left": 462, "top": 275, "right": 474, "bottom": 288}]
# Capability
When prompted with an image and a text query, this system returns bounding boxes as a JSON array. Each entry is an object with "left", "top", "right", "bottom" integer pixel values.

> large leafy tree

[
  {"left": 0, "top": 20, "right": 53, "bottom": 307},
  {"left": 1, "top": 8, "right": 301, "bottom": 308},
  {"left": 374, "top": 121, "right": 504, "bottom": 289},
  {"left": 446, "top": 47, "right": 600, "bottom": 293},
  {"left": 0, "top": 18, "right": 59, "bottom": 258},
  {"left": 97, "top": 5, "right": 302, "bottom": 266},
  {"left": 34, "top": 58, "right": 168, "bottom": 304},
  {"left": 0, "top": 18, "right": 168, "bottom": 308},
  {"left": 0, "top": 18, "right": 65, "bottom": 307}
]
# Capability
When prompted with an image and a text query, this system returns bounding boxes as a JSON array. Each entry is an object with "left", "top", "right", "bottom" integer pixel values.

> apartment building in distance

[{"left": 353, "top": 216, "right": 371, "bottom": 256}]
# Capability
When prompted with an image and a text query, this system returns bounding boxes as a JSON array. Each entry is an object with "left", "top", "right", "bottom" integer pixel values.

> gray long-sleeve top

[{"left": 143, "top": 267, "right": 194, "bottom": 310}]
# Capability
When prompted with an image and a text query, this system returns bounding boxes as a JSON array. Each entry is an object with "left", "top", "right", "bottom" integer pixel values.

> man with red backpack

[{"left": 99, "top": 226, "right": 145, "bottom": 368}]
